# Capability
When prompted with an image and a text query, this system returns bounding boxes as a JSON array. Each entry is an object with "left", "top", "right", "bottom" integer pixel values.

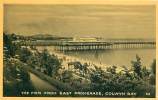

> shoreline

[
  {"left": 36, "top": 47, "right": 124, "bottom": 72},
  {"left": 35, "top": 46, "right": 155, "bottom": 70}
]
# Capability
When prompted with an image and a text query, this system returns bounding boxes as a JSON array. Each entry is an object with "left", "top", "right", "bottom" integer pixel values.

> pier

[{"left": 14, "top": 39, "right": 156, "bottom": 51}]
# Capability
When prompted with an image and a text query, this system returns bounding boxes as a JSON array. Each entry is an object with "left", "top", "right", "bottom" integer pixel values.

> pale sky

[{"left": 4, "top": 5, "right": 156, "bottom": 39}]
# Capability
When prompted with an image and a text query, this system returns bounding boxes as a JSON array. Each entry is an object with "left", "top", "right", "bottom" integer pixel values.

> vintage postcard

[{"left": 1, "top": 0, "right": 157, "bottom": 99}]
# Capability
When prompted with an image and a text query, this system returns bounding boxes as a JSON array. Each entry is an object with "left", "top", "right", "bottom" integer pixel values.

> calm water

[
  {"left": 64, "top": 49, "right": 156, "bottom": 68},
  {"left": 37, "top": 46, "right": 155, "bottom": 68}
]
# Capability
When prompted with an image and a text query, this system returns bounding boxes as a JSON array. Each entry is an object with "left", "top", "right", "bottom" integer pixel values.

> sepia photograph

[{"left": 3, "top": 4, "right": 156, "bottom": 97}]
